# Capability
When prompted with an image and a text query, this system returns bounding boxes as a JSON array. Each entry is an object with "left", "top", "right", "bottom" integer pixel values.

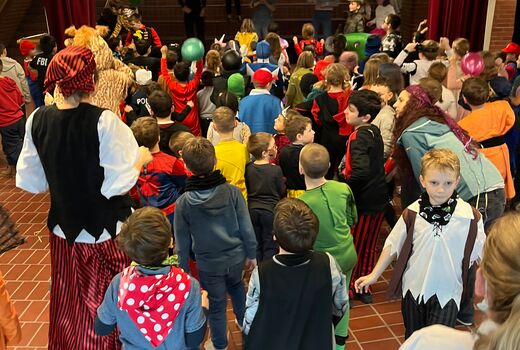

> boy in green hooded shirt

[{"left": 298, "top": 143, "right": 357, "bottom": 350}]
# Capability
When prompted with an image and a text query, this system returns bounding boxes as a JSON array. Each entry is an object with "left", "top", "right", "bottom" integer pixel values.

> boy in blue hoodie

[{"left": 174, "top": 137, "right": 257, "bottom": 350}]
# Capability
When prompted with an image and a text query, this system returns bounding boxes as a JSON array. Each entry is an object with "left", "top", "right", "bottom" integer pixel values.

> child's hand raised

[
  {"left": 439, "top": 37, "right": 450, "bottom": 51},
  {"left": 292, "top": 36, "right": 298, "bottom": 44},
  {"left": 354, "top": 273, "right": 378, "bottom": 294},
  {"left": 160, "top": 45, "right": 168, "bottom": 58},
  {"left": 187, "top": 100, "right": 195, "bottom": 108}
]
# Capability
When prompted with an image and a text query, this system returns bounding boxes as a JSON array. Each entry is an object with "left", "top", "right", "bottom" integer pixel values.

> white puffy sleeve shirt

[
  {"left": 16, "top": 108, "right": 140, "bottom": 243},
  {"left": 384, "top": 199, "right": 485, "bottom": 309}
]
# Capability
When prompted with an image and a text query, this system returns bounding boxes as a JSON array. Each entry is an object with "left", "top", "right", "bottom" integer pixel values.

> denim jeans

[
  {"left": 0, "top": 117, "right": 25, "bottom": 165},
  {"left": 198, "top": 262, "right": 246, "bottom": 350},
  {"left": 312, "top": 10, "right": 332, "bottom": 40}
]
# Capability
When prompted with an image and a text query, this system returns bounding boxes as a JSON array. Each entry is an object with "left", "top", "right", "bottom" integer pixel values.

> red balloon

[{"left": 461, "top": 52, "right": 485, "bottom": 76}]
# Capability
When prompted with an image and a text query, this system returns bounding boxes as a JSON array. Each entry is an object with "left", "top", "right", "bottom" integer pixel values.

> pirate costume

[
  {"left": 384, "top": 193, "right": 485, "bottom": 338},
  {"left": 16, "top": 46, "right": 141, "bottom": 350}
]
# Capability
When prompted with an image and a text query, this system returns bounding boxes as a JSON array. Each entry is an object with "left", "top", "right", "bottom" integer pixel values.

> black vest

[
  {"left": 246, "top": 252, "right": 333, "bottom": 350},
  {"left": 31, "top": 103, "right": 132, "bottom": 245}
]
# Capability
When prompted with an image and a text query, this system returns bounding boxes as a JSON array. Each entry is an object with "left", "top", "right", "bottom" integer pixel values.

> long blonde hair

[
  {"left": 294, "top": 51, "right": 314, "bottom": 72},
  {"left": 474, "top": 213, "right": 520, "bottom": 350}
]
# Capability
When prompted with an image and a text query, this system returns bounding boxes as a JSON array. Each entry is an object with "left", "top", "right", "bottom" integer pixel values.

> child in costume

[
  {"left": 355, "top": 149, "right": 485, "bottom": 338},
  {"left": 239, "top": 68, "right": 283, "bottom": 134},
  {"left": 235, "top": 18, "right": 259, "bottom": 57},
  {"left": 18, "top": 40, "right": 42, "bottom": 107},
  {"left": 299, "top": 143, "right": 357, "bottom": 350},
  {"left": 459, "top": 77, "right": 516, "bottom": 201},
  {"left": 292, "top": 23, "right": 324, "bottom": 58},
  {"left": 341, "top": 90, "right": 388, "bottom": 303},
  {"left": 130, "top": 117, "right": 188, "bottom": 228},
  {"left": 125, "top": 13, "right": 162, "bottom": 48},
  {"left": 312, "top": 63, "right": 352, "bottom": 179},
  {"left": 95, "top": 207, "right": 207, "bottom": 349},
  {"left": 344, "top": 0, "right": 364, "bottom": 34},
  {"left": 243, "top": 198, "right": 348, "bottom": 350},
  {"left": 213, "top": 106, "right": 251, "bottom": 201},
  {"left": 160, "top": 45, "right": 203, "bottom": 135}
]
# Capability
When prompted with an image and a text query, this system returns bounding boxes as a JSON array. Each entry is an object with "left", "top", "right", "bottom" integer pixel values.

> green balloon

[{"left": 181, "top": 38, "right": 205, "bottom": 62}]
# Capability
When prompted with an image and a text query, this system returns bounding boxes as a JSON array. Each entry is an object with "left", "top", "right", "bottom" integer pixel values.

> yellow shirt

[{"left": 215, "top": 140, "right": 250, "bottom": 201}]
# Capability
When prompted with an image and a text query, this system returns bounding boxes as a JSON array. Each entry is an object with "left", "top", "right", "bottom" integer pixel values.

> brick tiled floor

[{"left": 0, "top": 173, "right": 482, "bottom": 350}]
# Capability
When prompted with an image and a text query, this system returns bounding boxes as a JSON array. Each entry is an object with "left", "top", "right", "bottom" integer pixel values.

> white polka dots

[
  {"left": 143, "top": 311, "right": 151, "bottom": 317},
  {"left": 157, "top": 334, "right": 163, "bottom": 341},
  {"left": 176, "top": 274, "right": 182, "bottom": 282},
  {"left": 156, "top": 274, "right": 163, "bottom": 279},
  {"left": 126, "top": 298, "right": 135, "bottom": 306},
  {"left": 156, "top": 293, "right": 163, "bottom": 300},
  {"left": 168, "top": 294, "right": 175, "bottom": 302},
  {"left": 157, "top": 305, "right": 164, "bottom": 312},
  {"left": 140, "top": 285, "right": 148, "bottom": 293},
  {"left": 161, "top": 285, "right": 169, "bottom": 291},
  {"left": 179, "top": 283, "right": 186, "bottom": 291},
  {"left": 140, "top": 328, "right": 147, "bottom": 334},
  {"left": 128, "top": 283, "right": 136, "bottom": 291},
  {"left": 154, "top": 324, "right": 162, "bottom": 332},
  {"left": 167, "top": 321, "right": 173, "bottom": 327},
  {"left": 174, "top": 303, "right": 180, "bottom": 311},
  {"left": 143, "top": 304, "right": 150, "bottom": 310},
  {"left": 161, "top": 313, "right": 169, "bottom": 320},
  {"left": 184, "top": 291, "right": 190, "bottom": 300},
  {"left": 145, "top": 335, "right": 151, "bottom": 342},
  {"left": 139, "top": 300, "right": 144, "bottom": 307},
  {"left": 137, "top": 316, "right": 145, "bottom": 324}
]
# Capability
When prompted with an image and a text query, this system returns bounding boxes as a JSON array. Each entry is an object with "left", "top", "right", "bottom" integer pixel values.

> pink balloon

[{"left": 461, "top": 52, "right": 485, "bottom": 76}]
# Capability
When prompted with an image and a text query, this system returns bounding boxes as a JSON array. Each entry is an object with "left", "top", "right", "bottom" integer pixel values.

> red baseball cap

[
  {"left": 252, "top": 68, "right": 276, "bottom": 86},
  {"left": 19, "top": 39, "right": 36, "bottom": 56},
  {"left": 502, "top": 42, "right": 520, "bottom": 55}
]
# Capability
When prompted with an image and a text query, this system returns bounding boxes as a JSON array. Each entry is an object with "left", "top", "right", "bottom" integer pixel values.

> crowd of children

[{"left": 2, "top": 2, "right": 520, "bottom": 350}]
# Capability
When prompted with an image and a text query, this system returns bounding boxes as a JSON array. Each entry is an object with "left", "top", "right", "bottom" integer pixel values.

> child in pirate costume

[
  {"left": 95, "top": 207, "right": 208, "bottom": 349},
  {"left": 355, "top": 149, "right": 485, "bottom": 339},
  {"left": 16, "top": 46, "right": 153, "bottom": 349}
]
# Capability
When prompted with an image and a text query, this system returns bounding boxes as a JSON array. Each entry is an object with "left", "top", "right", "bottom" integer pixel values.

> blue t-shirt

[{"left": 97, "top": 265, "right": 205, "bottom": 350}]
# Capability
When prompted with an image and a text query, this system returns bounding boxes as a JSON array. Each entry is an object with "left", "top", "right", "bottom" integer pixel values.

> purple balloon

[{"left": 461, "top": 52, "right": 485, "bottom": 76}]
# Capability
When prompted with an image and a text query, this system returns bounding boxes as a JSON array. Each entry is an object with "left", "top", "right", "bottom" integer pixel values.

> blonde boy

[
  {"left": 298, "top": 143, "right": 356, "bottom": 350},
  {"left": 355, "top": 149, "right": 485, "bottom": 339},
  {"left": 213, "top": 106, "right": 250, "bottom": 200}
]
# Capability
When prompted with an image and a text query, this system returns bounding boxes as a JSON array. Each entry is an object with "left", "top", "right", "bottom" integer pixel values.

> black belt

[{"left": 480, "top": 135, "right": 505, "bottom": 148}]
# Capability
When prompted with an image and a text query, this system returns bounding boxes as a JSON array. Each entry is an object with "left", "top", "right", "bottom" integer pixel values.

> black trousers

[
  {"left": 401, "top": 291, "right": 458, "bottom": 339},
  {"left": 0, "top": 117, "right": 26, "bottom": 165},
  {"left": 184, "top": 11, "right": 205, "bottom": 42},
  {"left": 457, "top": 263, "right": 477, "bottom": 323},
  {"left": 249, "top": 208, "right": 277, "bottom": 262},
  {"left": 226, "top": 0, "right": 241, "bottom": 16}
]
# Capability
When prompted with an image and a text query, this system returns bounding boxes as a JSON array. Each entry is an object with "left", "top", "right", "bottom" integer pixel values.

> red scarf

[{"left": 118, "top": 266, "right": 191, "bottom": 347}]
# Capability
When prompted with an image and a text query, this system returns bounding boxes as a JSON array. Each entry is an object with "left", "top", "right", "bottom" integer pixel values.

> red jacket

[
  {"left": 161, "top": 59, "right": 203, "bottom": 135},
  {"left": 125, "top": 25, "right": 162, "bottom": 48},
  {"left": 0, "top": 77, "right": 24, "bottom": 127},
  {"left": 295, "top": 38, "right": 324, "bottom": 57}
]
